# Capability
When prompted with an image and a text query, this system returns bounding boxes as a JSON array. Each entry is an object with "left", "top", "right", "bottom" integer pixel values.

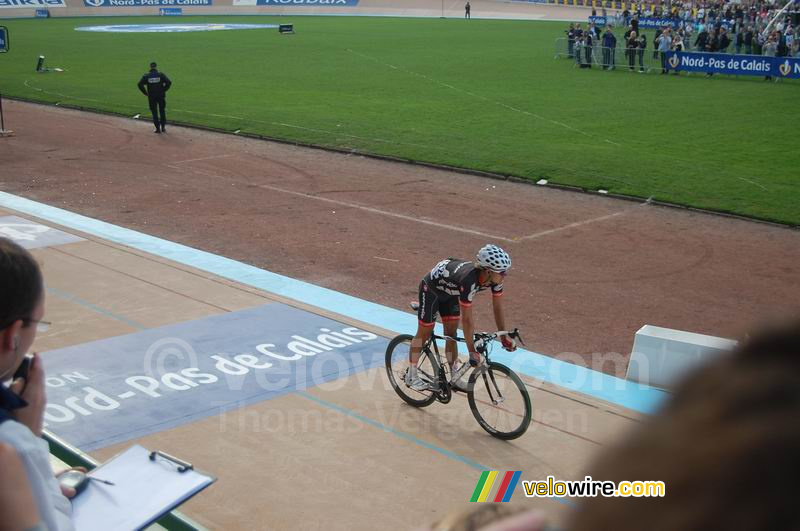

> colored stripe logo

[{"left": 470, "top": 471, "right": 521, "bottom": 502}]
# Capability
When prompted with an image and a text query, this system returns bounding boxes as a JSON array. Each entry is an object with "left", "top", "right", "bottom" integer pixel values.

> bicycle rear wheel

[
  {"left": 385, "top": 334, "right": 437, "bottom": 408},
  {"left": 467, "top": 362, "right": 531, "bottom": 440}
]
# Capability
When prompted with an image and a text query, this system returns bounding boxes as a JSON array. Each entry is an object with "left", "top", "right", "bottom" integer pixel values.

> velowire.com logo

[{"left": 470, "top": 471, "right": 522, "bottom": 503}]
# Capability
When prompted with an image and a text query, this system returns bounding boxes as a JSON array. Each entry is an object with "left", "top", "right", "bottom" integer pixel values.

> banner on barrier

[
  {"left": 84, "top": 0, "right": 210, "bottom": 6},
  {"left": 0, "top": 27, "right": 7, "bottom": 53},
  {"left": 589, "top": 16, "right": 730, "bottom": 29},
  {"left": 0, "top": 0, "right": 64, "bottom": 7},
  {"left": 159, "top": 6, "right": 182, "bottom": 13},
  {"left": 233, "top": 0, "right": 358, "bottom": 5},
  {"left": 665, "top": 51, "right": 800, "bottom": 78}
]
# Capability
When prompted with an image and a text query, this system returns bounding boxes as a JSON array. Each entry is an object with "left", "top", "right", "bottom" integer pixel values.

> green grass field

[{"left": 1, "top": 16, "right": 798, "bottom": 224}]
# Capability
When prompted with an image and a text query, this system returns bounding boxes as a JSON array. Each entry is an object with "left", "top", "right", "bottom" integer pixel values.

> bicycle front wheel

[
  {"left": 467, "top": 362, "right": 532, "bottom": 440},
  {"left": 385, "top": 334, "right": 437, "bottom": 408}
]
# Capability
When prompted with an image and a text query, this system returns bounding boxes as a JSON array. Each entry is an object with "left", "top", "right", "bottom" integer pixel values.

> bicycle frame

[{"left": 420, "top": 329, "right": 523, "bottom": 399}]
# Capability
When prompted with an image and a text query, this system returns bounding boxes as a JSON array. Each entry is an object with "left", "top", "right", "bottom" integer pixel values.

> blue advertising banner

[
  {"left": 42, "top": 303, "right": 388, "bottom": 450},
  {"left": 0, "top": 0, "right": 64, "bottom": 7},
  {"left": 159, "top": 6, "right": 181, "bottom": 13},
  {"left": 589, "top": 16, "right": 730, "bottom": 30},
  {"left": 0, "top": 27, "right": 7, "bottom": 53},
  {"left": 666, "top": 51, "right": 800, "bottom": 78},
  {"left": 233, "top": 0, "right": 358, "bottom": 5},
  {"left": 84, "top": 0, "right": 210, "bottom": 6}
]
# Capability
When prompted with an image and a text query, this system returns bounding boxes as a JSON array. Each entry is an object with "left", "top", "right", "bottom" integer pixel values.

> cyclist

[{"left": 405, "top": 244, "right": 517, "bottom": 392}]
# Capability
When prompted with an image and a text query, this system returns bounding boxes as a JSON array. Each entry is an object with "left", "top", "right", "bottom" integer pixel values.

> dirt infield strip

[{"left": 2, "top": 100, "right": 800, "bottom": 376}]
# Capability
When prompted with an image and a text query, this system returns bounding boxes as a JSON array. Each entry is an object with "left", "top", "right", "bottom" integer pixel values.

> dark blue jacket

[
  {"left": 138, "top": 69, "right": 172, "bottom": 99},
  {"left": 603, "top": 31, "right": 617, "bottom": 48}
]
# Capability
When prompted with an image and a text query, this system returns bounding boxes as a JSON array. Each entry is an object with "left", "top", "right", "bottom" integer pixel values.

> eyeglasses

[{"left": 22, "top": 318, "right": 52, "bottom": 333}]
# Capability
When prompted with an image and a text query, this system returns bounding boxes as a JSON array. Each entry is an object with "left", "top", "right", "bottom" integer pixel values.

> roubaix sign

[
  {"left": 0, "top": 0, "right": 65, "bottom": 7},
  {"left": 233, "top": 0, "right": 359, "bottom": 5}
]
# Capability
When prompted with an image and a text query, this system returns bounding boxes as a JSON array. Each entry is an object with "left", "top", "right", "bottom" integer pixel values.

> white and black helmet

[{"left": 476, "top": 244, "right": 511, "bottom": 273}]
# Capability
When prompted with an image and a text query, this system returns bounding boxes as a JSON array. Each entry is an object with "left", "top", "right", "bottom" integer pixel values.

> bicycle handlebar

[{"left": 432, "top": 328, "right": 524, "bottom": 347}]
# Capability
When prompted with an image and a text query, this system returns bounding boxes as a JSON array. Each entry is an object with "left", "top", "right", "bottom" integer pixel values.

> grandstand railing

[{"left": 44, "top": 430, "right": 206, "bottom": 531}]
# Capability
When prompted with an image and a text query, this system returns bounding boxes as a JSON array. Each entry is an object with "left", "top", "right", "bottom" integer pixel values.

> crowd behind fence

[{"left": 555, "top": 1, "right": 800, "bottom": 78}]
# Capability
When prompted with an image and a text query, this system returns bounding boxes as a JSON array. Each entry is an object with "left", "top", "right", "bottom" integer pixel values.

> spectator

[
  {"left": 623, "top": 24, "right": 633, "bottom": 41},
  {"left": 657, "top": 29, "right": 673, "bottom": 73},
  {"left": 718, "top": 27, "right": 731, "bottom": 52},
  {"left": 638, "top": 31, "right": 647, "bottom": 72},
  {"left": 421, "top": 505, "right": 546, "bottom": 531},
  {"left": 0, "top": 238, "right": 74, "bottom": 530},
  {"left": 735, "top": 26, "right": 745, "bottom": 54},
  {"left": 566, "top": 23, "right": 576, "bottom": 58},
  {"left": 568, "top": 320, "right": 800, "bottom": 531},
  {"left": 706, "top": 27, "right": 720, "bottom": 52},
  {"left": 602, "top": 25, "right": 617, "bottom": 69},
  {"left": 631, "top": 15, "right": 639, "bottom": 35},
  {"left": 0, "top": 442, "right": 43, "bottom": 531},
  {"left": 776, "top": 31, "right": 789, "bottom": 57},
  {"left": 626, "top": 30, "right": 639, "bottom": 71},
  {"left": 584, "top": 30, "right": 594, "bottom": 68},
  {"left": 763, "top": 31, "right": 778, "bottom": 80}
]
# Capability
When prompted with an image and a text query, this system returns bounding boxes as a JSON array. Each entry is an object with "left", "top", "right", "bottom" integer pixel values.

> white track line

[
  {"left": 515, "top": 200, "right": 650, "bottom": 241},
  {"left": 171, "top": 154, "right": 234, "bottom": 164},
  {"left": 256, "top": 181, "right": 515, "bottom": 242}
]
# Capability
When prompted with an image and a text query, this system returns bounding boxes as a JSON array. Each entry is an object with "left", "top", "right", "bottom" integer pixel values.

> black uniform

[
  {"left": 138, "top": 67, "right": 172, "bottom": 133},
  {"left": 417, "top": 259, "right": 503, "bottom": 326}
]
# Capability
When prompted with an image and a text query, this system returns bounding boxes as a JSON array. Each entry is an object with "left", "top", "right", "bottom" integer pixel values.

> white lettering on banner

[
  {"left": 680, "top": 56, "right": 706, "bottom": 67},
  {"left": 43, "top": 326, "right": 380, "bottom": 428},
  {"left": 740, "top": 59, "right": 770, "bottom": 72}
]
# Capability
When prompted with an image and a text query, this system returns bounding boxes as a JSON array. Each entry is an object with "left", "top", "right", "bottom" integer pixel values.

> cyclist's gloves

[{"left": 501, "top": 335, "right": 517, "bottom": 352}]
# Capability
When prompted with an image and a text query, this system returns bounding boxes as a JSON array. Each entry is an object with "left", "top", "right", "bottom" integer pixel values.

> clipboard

[{"left": 70, "top": 444, "right": 215, "bottom": 531}]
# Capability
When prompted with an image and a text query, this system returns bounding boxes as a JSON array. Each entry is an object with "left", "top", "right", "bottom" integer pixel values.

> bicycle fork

[{"left": 479, "top": 367, "right": 506, "bottom": 406}]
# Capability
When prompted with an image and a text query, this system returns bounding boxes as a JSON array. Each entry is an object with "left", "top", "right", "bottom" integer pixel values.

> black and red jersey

[{"left": 422, "top": 258, "right": 503, "bottom": 306}]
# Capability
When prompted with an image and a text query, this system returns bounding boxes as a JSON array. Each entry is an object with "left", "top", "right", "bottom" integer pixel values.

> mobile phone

[
  {"left": 58, "top": 470, "right": 89, "bottom": 496},
  {"left": 13, "top": 355, "right": 32, "bottom": 382}
]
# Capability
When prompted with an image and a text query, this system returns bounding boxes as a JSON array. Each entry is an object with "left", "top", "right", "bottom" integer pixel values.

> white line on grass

[
  {"left": 737, "top": 177, "right": 768, "bottom": 191},
  {"left": 346, "top": 48, "right": 611, "bottom": 142}
]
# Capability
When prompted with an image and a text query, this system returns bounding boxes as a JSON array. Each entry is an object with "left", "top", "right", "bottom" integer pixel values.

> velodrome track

[
  {"left": 0, "top": 98, "right": 799, "bottom": 528},
  {"left": 3, "top": 100, "right": 800, "bottom": 375}
]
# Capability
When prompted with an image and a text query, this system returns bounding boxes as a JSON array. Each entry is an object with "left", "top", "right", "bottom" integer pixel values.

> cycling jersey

[{"left": 417, "top": 258, "right": 503, "bottom": 326}]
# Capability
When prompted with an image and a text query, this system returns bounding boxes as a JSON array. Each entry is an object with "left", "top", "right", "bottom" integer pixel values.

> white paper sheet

[{"left": 71, "top": 445, "right": 214, "bottom": 531}]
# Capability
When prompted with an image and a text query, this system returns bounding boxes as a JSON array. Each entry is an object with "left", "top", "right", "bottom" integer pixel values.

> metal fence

[{"left": 555, "top": 37, "right": 665, "bottom": 72}]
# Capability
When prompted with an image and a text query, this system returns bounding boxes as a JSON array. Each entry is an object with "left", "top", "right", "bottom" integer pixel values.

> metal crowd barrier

[{"left": 555, "top": 37, "right": 686, "bottom": 73}]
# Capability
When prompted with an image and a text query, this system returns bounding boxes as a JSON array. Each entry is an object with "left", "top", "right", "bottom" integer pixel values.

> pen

[{"left": 89, "top": 476, "right": 115, "bottom": 486}]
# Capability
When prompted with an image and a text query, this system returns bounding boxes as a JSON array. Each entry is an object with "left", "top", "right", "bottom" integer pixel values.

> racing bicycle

[{"left": 385, "top": 315, "right": 532, "bottom": 440}]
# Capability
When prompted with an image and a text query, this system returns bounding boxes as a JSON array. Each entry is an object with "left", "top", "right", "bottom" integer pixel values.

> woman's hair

[
  {"left": 0, "top": 238, "right": 44, "bottom": 331},
  {"left": 569, "top": 320, "right": 800, "bottom": 531}
]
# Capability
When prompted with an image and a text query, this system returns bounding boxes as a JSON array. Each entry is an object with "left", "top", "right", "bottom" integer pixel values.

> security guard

[{"left": 137, "top": 62, "right": 172, "bottom": 134}]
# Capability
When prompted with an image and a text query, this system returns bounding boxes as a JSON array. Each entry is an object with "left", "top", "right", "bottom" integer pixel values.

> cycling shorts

[{"left": 417, "top": 280, "right": 461, "bottom": 327}]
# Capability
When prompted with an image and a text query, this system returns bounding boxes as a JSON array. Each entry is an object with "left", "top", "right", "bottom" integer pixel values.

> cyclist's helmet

[{"left": 476, "top": 244, "right": 511, "bottom": 273}]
